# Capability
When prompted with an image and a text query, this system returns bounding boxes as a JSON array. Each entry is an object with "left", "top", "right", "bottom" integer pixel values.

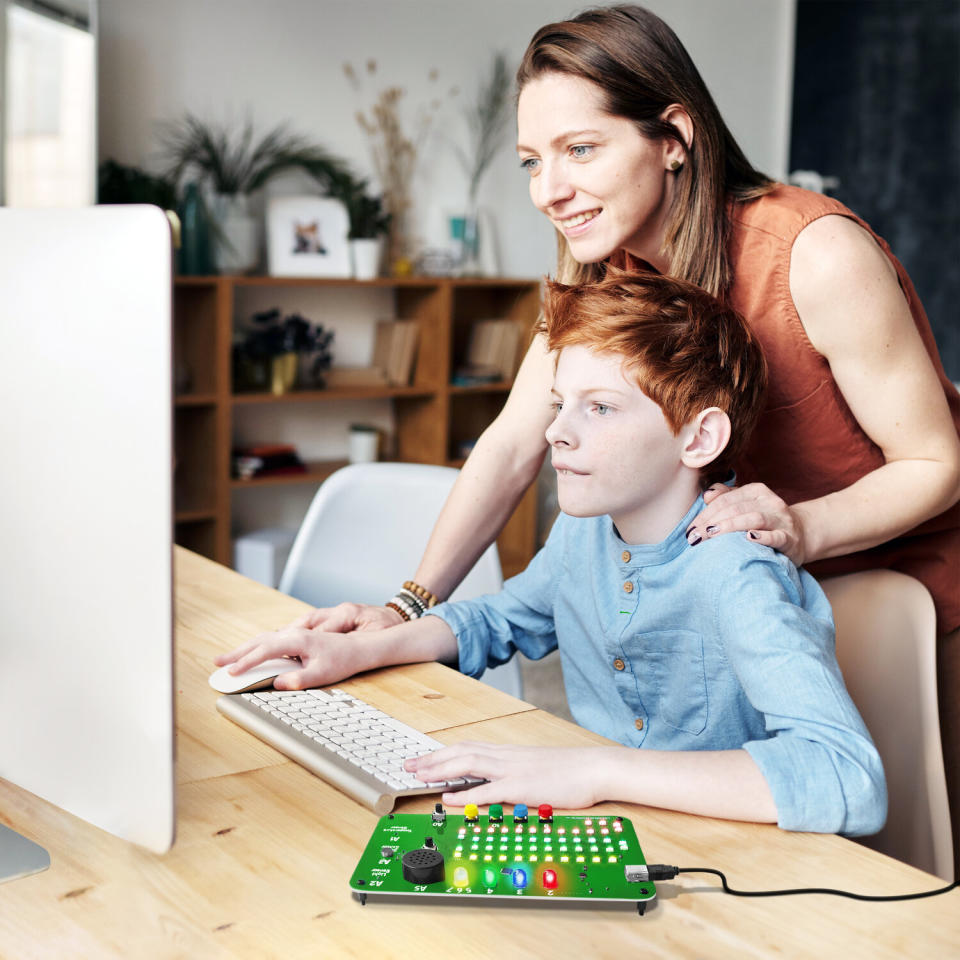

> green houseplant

[
  {"left": 342, "top": 179, "right": 391, "bottom": 279},
  {"left": 161, "top": 114, "right": 359, "bottom": 273}
]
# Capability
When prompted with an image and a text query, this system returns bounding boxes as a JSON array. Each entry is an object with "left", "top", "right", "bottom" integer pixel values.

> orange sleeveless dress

[
  {"left": 728, "top": 185, "right": 959, "bottom": 631},
  {"left": 618, "top": 183, "right": 959, "bottom": 630}
]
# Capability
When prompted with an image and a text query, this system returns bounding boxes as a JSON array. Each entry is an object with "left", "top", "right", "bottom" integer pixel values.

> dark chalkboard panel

[{"left": 790, "top": 0, "right": 960, "bottom": 381}]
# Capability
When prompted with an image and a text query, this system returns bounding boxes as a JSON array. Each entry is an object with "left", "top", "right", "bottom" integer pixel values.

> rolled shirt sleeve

[
  {"left": 718, "top": 552, "right": 888, "bottom": 836},
  {"left": 427, "top": 532, "right": 562, "bottom": 679}
]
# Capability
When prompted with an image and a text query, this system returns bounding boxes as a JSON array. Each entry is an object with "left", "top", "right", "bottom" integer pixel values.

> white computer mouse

[{"left": 208, "top": 657, "right": 301, "bottom": 694}]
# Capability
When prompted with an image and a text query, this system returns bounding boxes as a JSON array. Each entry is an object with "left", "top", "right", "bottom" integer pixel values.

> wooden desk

[{"left": 2, "top": 548, "right": 957, "bottom": 958}]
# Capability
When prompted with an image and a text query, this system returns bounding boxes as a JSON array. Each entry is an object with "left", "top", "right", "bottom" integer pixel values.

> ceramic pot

[
  {"left": 350, "top": 238, "right": 383, "bottom": 280},
  {"left": 214, "top": 193, "right": 259, "bottom": 274}
]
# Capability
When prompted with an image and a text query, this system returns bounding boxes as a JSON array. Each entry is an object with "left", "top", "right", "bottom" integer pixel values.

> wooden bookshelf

[{"left": 173, "top": 275, "right": 541, "bottom": 579}]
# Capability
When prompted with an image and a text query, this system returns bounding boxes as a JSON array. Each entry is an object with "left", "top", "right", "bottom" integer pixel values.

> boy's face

[{"left": 546, "top": 344, "right": 692, "bottom": 543}]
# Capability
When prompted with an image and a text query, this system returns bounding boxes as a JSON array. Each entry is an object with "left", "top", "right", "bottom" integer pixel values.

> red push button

[{"left": 538, "top": 803, "right": 553, "bottom": 822}]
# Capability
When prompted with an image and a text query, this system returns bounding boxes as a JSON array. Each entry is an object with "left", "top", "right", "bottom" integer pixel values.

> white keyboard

[{"left": 216, "top": 687, "right": 485, "bottom": 814}]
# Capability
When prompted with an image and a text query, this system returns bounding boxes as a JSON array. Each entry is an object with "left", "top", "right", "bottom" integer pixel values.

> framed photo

[{"left": 266, "top": 195, "right": 351, "bottom": 277}]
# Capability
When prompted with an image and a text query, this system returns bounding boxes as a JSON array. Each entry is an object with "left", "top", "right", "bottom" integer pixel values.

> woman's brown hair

[{"left": 517, "top": 4, "right": 774, "bottom": 297}]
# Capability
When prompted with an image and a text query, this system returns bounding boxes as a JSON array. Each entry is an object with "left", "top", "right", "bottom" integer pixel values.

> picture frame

[{"left": 266, "top": 195, "right": 351, "bottom": 277}]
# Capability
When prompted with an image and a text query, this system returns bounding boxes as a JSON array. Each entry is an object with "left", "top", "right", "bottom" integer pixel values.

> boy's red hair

[{"left": 540, "top": 268, "right": 767, "bottom": 485}]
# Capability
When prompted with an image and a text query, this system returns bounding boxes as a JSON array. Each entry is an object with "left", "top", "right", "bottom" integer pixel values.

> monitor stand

[{"left": 0, "top": 822, "right": 50, "bottom": 884}]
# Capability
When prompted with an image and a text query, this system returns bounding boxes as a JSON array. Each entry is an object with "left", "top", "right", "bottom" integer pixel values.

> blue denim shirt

[{"left": 429, "top": 496, "right": 887, "bottom": 837}]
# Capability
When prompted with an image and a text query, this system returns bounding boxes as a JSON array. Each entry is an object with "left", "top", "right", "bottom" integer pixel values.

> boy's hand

[
  {"left": 405, "top": 742, "right": 609, "bottom": 809},
  {"left": 213, "top": 622, "right": 371, "bottom": 690}
]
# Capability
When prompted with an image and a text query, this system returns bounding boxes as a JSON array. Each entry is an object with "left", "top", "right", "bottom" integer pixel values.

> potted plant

[
  {"left": 342, "top": 180, "right": 391, "bottom": 279},
  {"left": 161, "top": 114, "right": 357, "bottom": 274},
  {"left": 233, "top": 308, "right": 335, "bottom": 395}
]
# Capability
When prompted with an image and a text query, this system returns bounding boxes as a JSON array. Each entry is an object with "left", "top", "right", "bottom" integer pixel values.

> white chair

[
  {"left": 278, "top": 462, "right": 524, "bottom": 699},
  {"left": 822, "top": 570, "right": 953, "bottom": 880}
]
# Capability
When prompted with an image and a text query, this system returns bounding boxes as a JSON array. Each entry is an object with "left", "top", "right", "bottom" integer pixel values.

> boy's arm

[
  {"left": 213, "top": 615, "right": 458, "bottom": 690},
  {"left": 407, "top": 741, "right": 778, "bottom": 821},
  {"left": 427, "top": 518, "right": 566, "bottom": 678},
  {"left": 717, "top": 552, "right": 887, "bottom": 836}
]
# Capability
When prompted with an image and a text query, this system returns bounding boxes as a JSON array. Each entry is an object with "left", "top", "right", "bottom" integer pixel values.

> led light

[
  {"left": 512, "top": 868, "right": 528, "bottom": 889},
  {"left": 483, "top": 867, "right": 498, "bottom": 888},
  {"left": 542, "top": 868, "right": 558, "bottom": 890},
  {"left": 453, "top": 866, "right": 469, "bottom": 888}
]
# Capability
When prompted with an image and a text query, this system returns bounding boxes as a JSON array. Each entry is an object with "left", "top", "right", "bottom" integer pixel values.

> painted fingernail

[
  {"left": 705, "top": 525, "right": 718, "bottom": 535},
  {"left": 684, "top": 524, "right": 696, "bottom": 537},
  {"left": 688, "top": 535, "right": 702, "bottom": 546},
  {"left": 749, "top": 531, "right": 760, "bottom": 540}
]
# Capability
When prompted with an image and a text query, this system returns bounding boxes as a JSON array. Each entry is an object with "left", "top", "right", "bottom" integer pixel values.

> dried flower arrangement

[
  {"left": 344, "top": 60, "right": 445, "bottom": 272},
  {"left": 452, "top": 52, "right": 513, "bottom": 205}
]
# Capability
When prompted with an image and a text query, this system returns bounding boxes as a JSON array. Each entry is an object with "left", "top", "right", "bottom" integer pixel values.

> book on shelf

[
  {"left": 232, "top": 443, "right": 306, "bottom": 480},
  {"left": 452, "top": 319, "right": 524, "bottom": 385},
  {"left": 372, "top": 320, "right": 419, "bottom": 386},
  {"left": 324, "top": 366, "right": 389, "bottom": 388}
]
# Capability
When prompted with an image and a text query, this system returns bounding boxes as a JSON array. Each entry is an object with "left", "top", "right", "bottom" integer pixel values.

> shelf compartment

[
  {"left": 231, "top": 386, "right": 434, "bottom": 405},
  {"left": 174, "top": 405, "right": 218, "bottom": 514},
  {"left": 174, "top": 282, "right": 220, "bottom": 396},
  {"left": 230, "top": 459, "right": 349, "bottom": 490},
  {"left": 174, "top": 517, "right": 217, "bottom": 558}
]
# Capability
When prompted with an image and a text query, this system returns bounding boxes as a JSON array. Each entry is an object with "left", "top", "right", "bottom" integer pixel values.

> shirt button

[
  {"left": 613, "top": 658, "right": 626, "bottom": 672},
  {"left": 621, "top": 550, "right": 631, "bottom": 563},
  {"left": 635, "top": 718, "right": 644, "bottom": 731},
  {"left": 623, "top": 581, "right": 634, "bottom": 594}
]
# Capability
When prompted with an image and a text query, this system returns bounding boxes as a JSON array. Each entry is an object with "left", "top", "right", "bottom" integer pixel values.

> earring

[{"left": 669, "top": 159, "right": 682, "bottom": 172}]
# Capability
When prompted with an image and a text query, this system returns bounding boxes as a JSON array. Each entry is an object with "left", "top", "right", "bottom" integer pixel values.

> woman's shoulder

[{"left": 731, "top": 183, "right": 856, "bottom": 244}]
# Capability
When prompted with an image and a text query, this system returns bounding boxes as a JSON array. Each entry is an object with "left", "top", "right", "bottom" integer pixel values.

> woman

[{"left": 256, "top": 6, "right": 960, "bottom": 857}]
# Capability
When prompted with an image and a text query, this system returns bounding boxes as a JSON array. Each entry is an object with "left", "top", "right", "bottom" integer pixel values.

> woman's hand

[
  {"left": 296, "top": 602, "right": 405, "bottom": 634},
  {"left": 213, "top": 622, "right": 373, "bottom": 690},
  {"left": 404, "top": 741, "right": 609, "bottom": 809},
  {"left": 688, "top": 482, "right": 808, "bottom": 566}
]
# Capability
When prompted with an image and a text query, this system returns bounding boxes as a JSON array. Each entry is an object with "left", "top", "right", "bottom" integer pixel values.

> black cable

[{"left": 630, "top": 864, "right": 959, "bottom": 902}]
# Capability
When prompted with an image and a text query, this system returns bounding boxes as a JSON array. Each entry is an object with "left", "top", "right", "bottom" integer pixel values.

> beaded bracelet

[
  {"left": 402, "top": 580, "right": 440, "bottom": 609},
  {"left": 385, "top": 600, "right": 411, "bottom": 622},
  {"left": 396, "top": 588, "right": 427, "bottom": 616}
]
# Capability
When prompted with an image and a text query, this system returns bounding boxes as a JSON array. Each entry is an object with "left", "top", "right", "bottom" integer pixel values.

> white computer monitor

[{"left": 0, "top": 205, "right": 175, "bottom": 881}]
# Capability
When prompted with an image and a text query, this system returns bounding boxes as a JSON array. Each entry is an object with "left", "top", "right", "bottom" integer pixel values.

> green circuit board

[{"left": 349, "top": 805, "right": 656, "bottom": 911}]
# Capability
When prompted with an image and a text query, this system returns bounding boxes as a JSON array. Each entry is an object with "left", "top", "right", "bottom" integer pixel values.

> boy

[{"left": 216, "top": 271, "right": 886, "bottom": 836}]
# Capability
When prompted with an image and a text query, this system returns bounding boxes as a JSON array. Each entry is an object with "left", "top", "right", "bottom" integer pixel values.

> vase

[
  {"left": 270, "top": 353, "right": 298, "bottom": 396},
  {"left": 178, "top": 182, "right": 213, "bottom": 276},
  {"left": 213, "top": 193, "right": 259, "bottom": 274},
  {"left": 450, "top": 209, "right": 483, "bottom": 276},
  {"left": 350, "top": 238, "right": 383, "bottom": 280}
]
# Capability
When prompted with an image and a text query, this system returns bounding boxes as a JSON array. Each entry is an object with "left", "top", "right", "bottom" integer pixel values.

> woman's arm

[
  {"left": 691, "top": 215, "right": 960, "bottom": 565},
  {"left": 303, "top": 333, "right": 557, "bottom": 632},
  {"left": 411, "top": 332, "right": 556, "bottom": 599}
]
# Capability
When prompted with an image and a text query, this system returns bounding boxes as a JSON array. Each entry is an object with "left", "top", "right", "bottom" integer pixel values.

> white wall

[
  {"left": 97, "top": 0, "right": 795, "bottom": 535},
  {"left": 98, "top": 0, "right": 795, "bottom": 281}
]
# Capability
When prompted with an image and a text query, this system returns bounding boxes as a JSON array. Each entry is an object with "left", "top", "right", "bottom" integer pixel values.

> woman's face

[{"left": 517, "top": 72, "right": 678, "bottom": 267}]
